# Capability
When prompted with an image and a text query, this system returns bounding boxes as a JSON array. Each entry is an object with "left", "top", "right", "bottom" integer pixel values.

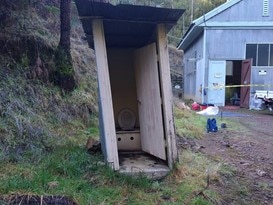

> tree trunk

[
  {"left": 55, "top": 0, "right": 75, "bottom": 91},
  {"left": 59, "top": 0, "right": 71, "bottom": 51}
]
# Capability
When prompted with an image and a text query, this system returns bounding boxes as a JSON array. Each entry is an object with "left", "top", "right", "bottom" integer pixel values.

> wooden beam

[
  {"left": 92, "top": 19, "right": 119, "bottom": 170},
  {"left": 84, "top": 33, "right": 149, "bottom": 39},
  {"left": 156, "top": 24, "right": 178, "bottom": 169},
  {"left": 80, "top": 16, "right": 177, "bottom": 25}
]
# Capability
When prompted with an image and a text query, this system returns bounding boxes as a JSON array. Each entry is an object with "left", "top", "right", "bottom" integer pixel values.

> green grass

[
  {"left": 0, "top": 105, "right": 227, "bottom": 204},
  {"left": 174, "top": 107, "right": 207, "bottom": 138},
  {"left": 174, "top": 106, "right": 250, "bottom": 139},
  {"left": 0, "top": 145, "right": 218, "bottom": 204},
  {"left": 164, "top": 150, "right": 222, "bottom": 205},
  {"left": 0, "top": 144, "right": 154, "bottom": 204}
]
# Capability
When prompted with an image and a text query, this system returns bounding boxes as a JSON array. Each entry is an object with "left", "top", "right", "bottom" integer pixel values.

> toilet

[
  {"left": 116, "top": 108, "right": 141, "bottom": 151},
  {"left": 117, "top": 108, "right": 136, "bottom": 131}
]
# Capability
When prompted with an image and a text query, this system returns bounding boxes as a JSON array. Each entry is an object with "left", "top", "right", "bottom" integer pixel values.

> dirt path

[{"left": 196, "top": 108, "right": 273, "bottom": 205}]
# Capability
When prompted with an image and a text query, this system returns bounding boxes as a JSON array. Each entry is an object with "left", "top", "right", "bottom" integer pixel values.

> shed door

[
  {"left": 240, "top": 59, "right": 251, "bottom": 108},
  {"left": 207, "top": 60, "right": 226, "bottom": 106},
  {"left": 134, "top": 43, "right": 166, "bottom": 160}
]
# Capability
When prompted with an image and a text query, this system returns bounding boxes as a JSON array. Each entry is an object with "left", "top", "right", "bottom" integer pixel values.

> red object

[
  {"left": 200, "top": 105, "right": 208, "bottom": 110},
  {"left": 191, "top": 102, "right": 200, "bottom": 111}
]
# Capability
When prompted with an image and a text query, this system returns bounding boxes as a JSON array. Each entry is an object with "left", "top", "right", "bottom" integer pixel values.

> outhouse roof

[{"left": 75, "top": 1, "right": 184, "bottom": 48}]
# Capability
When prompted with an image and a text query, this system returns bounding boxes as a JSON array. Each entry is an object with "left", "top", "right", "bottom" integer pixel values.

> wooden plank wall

[
  {"left": 157, "top": 24, "right": 178, "bottom": 168},
  {"left": 92, "top": 19, "right": 119, "bottom": 170}
]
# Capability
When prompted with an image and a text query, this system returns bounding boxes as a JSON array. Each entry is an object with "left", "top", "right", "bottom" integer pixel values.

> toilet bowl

[{"left": 117, "top": 108, "right": 136, "bottom": 130}]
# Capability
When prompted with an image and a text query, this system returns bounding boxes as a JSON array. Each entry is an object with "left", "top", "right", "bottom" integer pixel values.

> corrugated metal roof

[
  {"left": 177, "top": 0, "right": 243, "bottom": 50},
  {"left": 75, "top": 1, "right": 184, "bottom": 48}
]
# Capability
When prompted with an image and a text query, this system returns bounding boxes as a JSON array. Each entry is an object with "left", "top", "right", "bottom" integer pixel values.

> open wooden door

[
  {"left": 134, "top": 43, "right": 166, "bottom": 160},
  {"left": 240, "top": 59, "right": 251, "bottom": 108}
]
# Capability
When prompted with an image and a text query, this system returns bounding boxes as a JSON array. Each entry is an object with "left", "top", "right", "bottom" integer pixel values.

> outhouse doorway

[
  {"left": 108, "top": 44, "right": 168, "bottom": 178},
  {"left": 75, "top": 1, "right": 184, "bottom": 178},
  {"left": 109, "top": 44, "right": 166, "bottom": 160}
]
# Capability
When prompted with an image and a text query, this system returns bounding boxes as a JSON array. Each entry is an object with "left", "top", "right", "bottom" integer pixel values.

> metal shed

[
  {"left": 75, "top": 0, "right": 184, "bottom": 178},
  {"left": 178, "top": 0, "right": 273, "bottom": 108}
]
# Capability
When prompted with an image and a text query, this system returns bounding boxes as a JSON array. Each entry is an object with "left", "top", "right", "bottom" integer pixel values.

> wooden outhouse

[{"left": 75, "top": 0, "right": 184, "bottom": 177}]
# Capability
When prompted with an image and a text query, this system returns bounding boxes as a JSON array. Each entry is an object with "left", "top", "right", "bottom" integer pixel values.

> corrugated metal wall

[
  {"left": 206, "top": 29, "right": 273, "bottom": 60},
  {"left": 210, "top": 0, "right": 273, "bottom": 22},
  {"left": 183, "top": 35, "right": 204, "bottom": 101},
  {"left": 205, "top": 29, "right": 273, "bottom": 96}
]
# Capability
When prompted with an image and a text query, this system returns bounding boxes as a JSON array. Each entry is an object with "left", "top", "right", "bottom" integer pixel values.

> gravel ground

[{"left": 196, "top": 108, "right": 273, "bottom": 205}]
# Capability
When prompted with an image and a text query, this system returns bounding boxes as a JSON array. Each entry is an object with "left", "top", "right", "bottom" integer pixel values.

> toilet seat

[{"left": 118, "top": 108, "right": 136, "bottom": 130}]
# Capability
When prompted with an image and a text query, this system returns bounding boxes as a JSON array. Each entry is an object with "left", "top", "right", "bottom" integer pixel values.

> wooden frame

[
  {"left": 157, "top": 24, "right": 178, "bottom": 168},
  {"left": 92, "top": 19, "right": 119, "bottom": 170}
]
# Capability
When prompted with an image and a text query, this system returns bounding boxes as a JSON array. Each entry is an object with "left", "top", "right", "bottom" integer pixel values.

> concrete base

[
  {"left": 118, "top": 152, "right": 170, "bottom": 180},
  {"left": 116, "top": 130, "right": 141, "bottom": 151}
]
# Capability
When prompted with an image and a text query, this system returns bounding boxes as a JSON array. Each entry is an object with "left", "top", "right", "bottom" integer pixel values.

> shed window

[
  {"left": 246, "top": 43, "right": 273, "bottom": 67},
  {"left": 246, "top": 44, "right": 257, "bottom": 66},
  {"left": 270, "top": 44, "right": 273, "bottom": 66},
  {"left": 258, "top": 44, "right": 269, "bottom": 66},
  {"left": 263, "top": 0, "right": 269, "bottom": 16}
]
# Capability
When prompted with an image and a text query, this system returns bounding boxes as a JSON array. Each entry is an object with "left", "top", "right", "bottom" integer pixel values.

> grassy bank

[
  {"left": 0, "top": 103, "right": 229, "bottom": 204},
  {"left": 0, "top": 141, "right": 220, "bottom": 205}
]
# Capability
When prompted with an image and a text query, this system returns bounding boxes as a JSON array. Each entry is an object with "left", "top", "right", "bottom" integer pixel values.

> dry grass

[
  {"left": 166, "top": 150, "right": 223, "bottom": 204},
  {"left": 174, "top": 106, "right": 207, "bottom": 138}
]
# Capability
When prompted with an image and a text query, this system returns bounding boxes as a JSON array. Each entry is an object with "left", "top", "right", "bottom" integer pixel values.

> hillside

[{"left": 0, "top": 0, "right": 98, "bottom": 162}]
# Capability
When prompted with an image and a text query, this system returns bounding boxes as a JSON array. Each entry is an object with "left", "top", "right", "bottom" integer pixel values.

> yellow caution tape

[{"left": 204, "top": 84, "right": 273, "bottom": 90}]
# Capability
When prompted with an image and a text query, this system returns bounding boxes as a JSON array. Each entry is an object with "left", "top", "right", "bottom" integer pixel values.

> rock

[
  {"left": 86, "top": 137, "right": 101, "bottom": 153},
  {"left": 86, "top": 137, "right": 97, "bottom": 149},
  {"left": 221, "top": 140, "right": 230, "bottom": 147},
  {"left": 240, "top": 161, "right": 251, "bottom": 166},
  {"left": 200, "top": 145, "right": 206, "bottom": 149},
  {"left": 256, "top": 169, "right": 266, "bottom": 177}
]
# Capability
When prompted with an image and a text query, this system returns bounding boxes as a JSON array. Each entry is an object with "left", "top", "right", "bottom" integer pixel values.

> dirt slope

[{"left": 0, "top": 1, "right": 98, "bottom": 161}]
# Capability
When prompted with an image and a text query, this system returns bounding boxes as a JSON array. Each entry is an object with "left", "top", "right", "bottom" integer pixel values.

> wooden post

[
  {"left": 92, "top": 19, "right": 119, "bottom": 170},
  {"left": 156, "top": 24, "right": 178, "bottom": 168}
]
